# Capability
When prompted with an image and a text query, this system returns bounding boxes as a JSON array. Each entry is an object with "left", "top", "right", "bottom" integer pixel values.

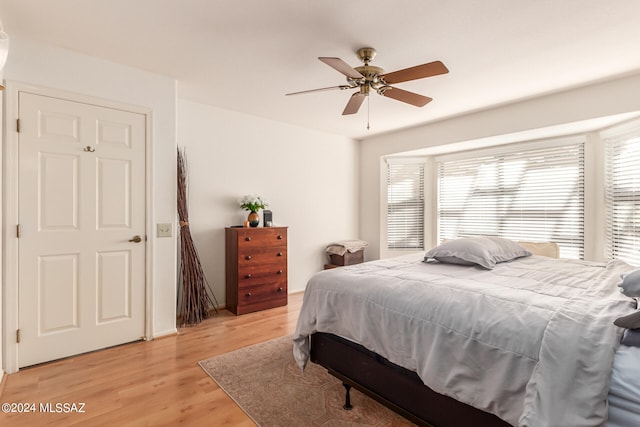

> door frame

[{"left": 2, "top": 81, "right": 154, "bottom": 373}]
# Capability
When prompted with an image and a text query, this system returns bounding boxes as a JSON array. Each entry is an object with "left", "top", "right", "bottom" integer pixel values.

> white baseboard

[{"left": 151, "top": 328, "right": 178, "bottom": 339}]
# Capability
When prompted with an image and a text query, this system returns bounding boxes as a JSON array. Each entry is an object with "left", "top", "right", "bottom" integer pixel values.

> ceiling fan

[{"left": 286, "top": 47, "right": 449, "bottom": 116}]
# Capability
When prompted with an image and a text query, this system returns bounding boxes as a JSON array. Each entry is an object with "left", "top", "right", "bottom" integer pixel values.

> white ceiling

[{"left": 1, "top": 0, "right": 640, "bottom": 139}]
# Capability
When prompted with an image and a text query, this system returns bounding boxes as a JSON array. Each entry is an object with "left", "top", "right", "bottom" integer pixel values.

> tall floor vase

[{"left": 177, "top": 148, "right": 219, "bottom": 326}]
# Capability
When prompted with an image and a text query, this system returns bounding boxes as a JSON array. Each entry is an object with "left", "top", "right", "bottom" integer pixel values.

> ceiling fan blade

[
  {"left": 379, "top": 86, "right": 432, "bottom": 107},
  {"left": 319, "top": 57, "right": 364, "bottom": 79},
  {"left": 286, "top": 85, "right": 353, "bottom": 96},
  {"left": 342, "top": 93, "right": 366, "bottom": 115},
  {"left": 381, "top": 60, "right": 449, "bottom": 84}
]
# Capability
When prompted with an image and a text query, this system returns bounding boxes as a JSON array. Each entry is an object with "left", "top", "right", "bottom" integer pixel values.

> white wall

[
  {"left": 2, "top": 38, "right": 178, "bottom": 372},
  {"left": 0, "top": 37, "right": 360, "bottom": 374},
  {"left": 177, "top": 99, "right": 359, "bottom": 300},
  {"left": 361, "top": 73, "right": 640, "bottom": 260}
]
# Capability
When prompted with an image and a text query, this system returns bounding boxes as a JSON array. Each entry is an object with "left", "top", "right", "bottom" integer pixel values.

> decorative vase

[{"left": 247, "top": 211, "right": 260, "bottom": 227}]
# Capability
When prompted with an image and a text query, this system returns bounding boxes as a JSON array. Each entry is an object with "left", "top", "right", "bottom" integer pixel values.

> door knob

[{"left": 129, "top": 235, "right": 142, "bottom": 243}]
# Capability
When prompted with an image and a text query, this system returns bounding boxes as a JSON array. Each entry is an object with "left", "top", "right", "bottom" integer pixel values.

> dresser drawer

[
  {"left": 237, "top": 246, "right": 287, "bottom": 267},
  {"left": 236, "top": 228, "right": 287, "bottom": 248},
  {"left": 238, "top": 265, "right": 287, "bottom": 287},
  {"left": 238, "top": 282, "right": 287, "bottom": 305}
]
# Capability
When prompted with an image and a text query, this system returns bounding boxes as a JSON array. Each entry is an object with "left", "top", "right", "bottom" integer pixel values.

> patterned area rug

[{"left": 199, "top": 335, "right": 416, "bottom": 426}]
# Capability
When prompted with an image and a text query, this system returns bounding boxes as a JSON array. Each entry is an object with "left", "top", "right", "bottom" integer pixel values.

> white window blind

[
  {"left": 437, "top": 141, "right": 585, "bottom": 259},
  {"left": 605, "top": 123, "right": 640, "bottom": 266},
  {"left": 387, "top": 160, "right": 425, "bottom": 250}
]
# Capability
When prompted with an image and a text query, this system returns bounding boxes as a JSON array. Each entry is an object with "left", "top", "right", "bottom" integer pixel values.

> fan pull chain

[{"left": 367, "top": 94, "right": 370, "bottom": 130}]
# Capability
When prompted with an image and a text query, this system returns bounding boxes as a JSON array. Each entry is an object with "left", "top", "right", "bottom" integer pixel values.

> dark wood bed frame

[{"left": 310, "top": 332, "right": 512, "bottom": 427}]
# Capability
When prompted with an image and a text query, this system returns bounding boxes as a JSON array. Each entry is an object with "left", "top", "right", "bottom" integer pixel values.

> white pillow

[
  {"left": 619, "top": 268, "right": 640, "bottom": 297},
  {"left": 424, "top": 237, "right": 531, "bottom": 269}
]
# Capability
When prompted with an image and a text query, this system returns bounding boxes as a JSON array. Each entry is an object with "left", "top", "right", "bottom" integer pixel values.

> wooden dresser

[{"left": 225, "top": 226, "right": 288, "bottom": 315}]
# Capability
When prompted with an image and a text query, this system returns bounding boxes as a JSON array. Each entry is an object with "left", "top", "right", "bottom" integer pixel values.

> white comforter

[{"left": 293, "top": 254, "right": 635, "bottom": 427}]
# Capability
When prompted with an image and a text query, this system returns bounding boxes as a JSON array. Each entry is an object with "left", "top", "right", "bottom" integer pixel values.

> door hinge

[
  {"left": 17, "top": 224, "right": 21, "bottom": 238},
  {"left": 16, "top": 329, "right": 21, "bottom": 344},
  {"left": 16, "top": 118, "right": 21, "bottom": 133}
]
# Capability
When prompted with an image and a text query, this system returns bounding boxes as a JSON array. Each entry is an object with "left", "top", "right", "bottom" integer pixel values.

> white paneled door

[{"left": 17, "top": 92, "right": 146, "bottom": 367}]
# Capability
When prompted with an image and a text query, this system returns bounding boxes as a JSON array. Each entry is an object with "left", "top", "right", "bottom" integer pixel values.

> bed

[{"left": 293, "top": 238, "right": 640, "bottom": 426}]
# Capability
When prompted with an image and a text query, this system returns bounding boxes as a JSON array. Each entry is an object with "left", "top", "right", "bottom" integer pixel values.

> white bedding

[
  {"left": 607, "top": 345, "right": 640, "bottom": 427},
  {"left": 293, "top": 253, "right": 636, "bottom": 427}
]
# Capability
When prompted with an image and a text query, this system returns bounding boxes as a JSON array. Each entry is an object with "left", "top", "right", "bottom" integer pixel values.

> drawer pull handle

[
  {"left": 245, "top": 274, "right": 252, "bottom": 279},
  {"left": 278, "top": 287, "right": 284, "bottom": 292},
  {"left": 245, "top": 236, "right": 252, "bottom": 241},
  {"left": 277, "top": 252, "right": 283, "bottom": 257},
  {"left": 277, "top": 235, "right": 283, "bottom": 240},
  {"left": 245, "top": 255, "right": 252, "bottom": 260},
  {"left": 245, "top": 292, "right": 252, "bottom": 297},
  {"left": 277, "top": 270, "right": 283, "bottom": 274}
]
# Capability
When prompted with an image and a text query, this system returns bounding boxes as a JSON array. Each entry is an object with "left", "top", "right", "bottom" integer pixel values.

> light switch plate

[{"left": 157, "top": 223, "right": 172, "bottom": 238}]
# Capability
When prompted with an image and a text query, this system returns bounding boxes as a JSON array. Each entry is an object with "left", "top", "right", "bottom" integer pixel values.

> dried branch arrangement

[{"left": 177, "top": 148, "right": 218, "bottom": 326}]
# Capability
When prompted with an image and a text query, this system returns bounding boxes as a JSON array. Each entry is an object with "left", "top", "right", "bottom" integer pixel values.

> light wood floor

[{"left": 0, "top": 292, "right": 304, "bottom": 426}]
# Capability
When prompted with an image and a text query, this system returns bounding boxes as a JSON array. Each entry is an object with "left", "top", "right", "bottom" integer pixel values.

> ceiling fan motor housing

[
  {"left": 351, "top": 48, "right": 384, "bottom": 90},
  {"left": 353, "top": 65, "right": 384, "bottom": 84}
]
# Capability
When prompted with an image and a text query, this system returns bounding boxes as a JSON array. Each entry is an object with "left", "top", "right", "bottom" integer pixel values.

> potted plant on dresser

[{"left": 240, "top": 194, "right": 268, "bottom": 227}]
